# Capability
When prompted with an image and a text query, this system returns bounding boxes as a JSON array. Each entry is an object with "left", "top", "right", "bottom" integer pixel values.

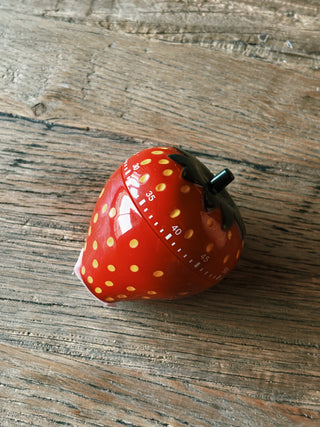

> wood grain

[
  {"left": 1, "top": 342, "right": 319, "bottom": 427},
  {"left": 0, "top": 10, "right": 319, "bottom": 152},
  {"left": 0, "top": 2, "right": 319, "bottom": 426},
  {"left": 1, "top": 0, "right": 319, "bottom": 72}
]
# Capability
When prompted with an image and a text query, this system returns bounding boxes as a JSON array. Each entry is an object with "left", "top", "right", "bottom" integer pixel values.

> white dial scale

[{"left": 122, "top": 159, "right": 230, "bottom": 283}]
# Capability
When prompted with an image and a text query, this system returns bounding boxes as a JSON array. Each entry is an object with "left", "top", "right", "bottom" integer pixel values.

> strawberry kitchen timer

[{"left": 74, "top": 146, "right": 245, "bottom": 303}]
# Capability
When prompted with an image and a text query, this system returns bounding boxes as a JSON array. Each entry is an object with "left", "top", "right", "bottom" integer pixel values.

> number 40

[{"left": 172, "top": 225, "right": 182, "bottom": 235}]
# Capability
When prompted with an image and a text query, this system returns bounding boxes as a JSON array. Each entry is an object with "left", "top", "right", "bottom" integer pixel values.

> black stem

[{"left": 208, "top": 168, "right": 234, "bottom": 193}]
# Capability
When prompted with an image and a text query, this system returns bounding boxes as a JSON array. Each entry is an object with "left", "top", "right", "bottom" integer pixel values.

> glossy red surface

[{"left": 75, "top": 146, "right": 244, "bottom": 303}]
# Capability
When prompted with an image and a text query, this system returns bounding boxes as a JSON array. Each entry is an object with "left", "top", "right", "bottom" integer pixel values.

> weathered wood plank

[
  {"left": 1, "top": 0, "right": 319, "bottom": 71},
  {"left": 2, "top": 343, "right": 319, "bottom": 427},
  {"left": 0, "top": 115, "right": 319, "bottom": 426},
  {"left": 0, "top": 10, "right": 319, "bottom": 159}
]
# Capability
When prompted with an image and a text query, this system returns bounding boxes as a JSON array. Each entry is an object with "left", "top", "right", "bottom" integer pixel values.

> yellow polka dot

[
  {"left": 152, "top": 150, "right": 164, "bottom": 155},
  {"left": 155, "top": 183, "right": 166, "bottom": 192},
  {"left": 88, "top": 226, "right": 92, "bottom": 236},
  {"left": 93, "top": 213, "right": 99, "bottom": 223},
  {"left": 158, "top": 159, "right": 169, "bottom": 164},
  {"left": 92, "top": 259, "right": 99, "bottom": 268},
  {"left": 139, "top": 174, "right": 150, "bottom": 184},
  {"left": 84, "top": 241, "right": 87, "bottom": 251},
  {"left": 184, "top": 229, "right": 194, "bottom": 239},
  {"left": 99, "top": 188, "right": 104, "bottom": 199},
  {"left": 93, "top": 240, "right": 98, "bottom": 250},
  {"left": 227, "top": 230, "right": 232, "bottom": 240},
  {"left": 153, "top": 270, "right": 164, "bottom": 278},
  {"left": 178, "top": 291, "right": 189, "bottom": 296},
  {"left": 147, "top": 290, "right": 157, "bottom": 295},
  {"left": 142, "top": 296, "right": 151, "bottom": 299},
  {"left": 206, "top": 243, "right": 214, "bottom": 253},
  {"left": 117, "top": 294, "right": 127, "bottom": 299},
  {"left": 87, "top": 276, "right": 93, "bottom": 284},
  {"left": 81, "top": 266, "right": 86, "bottom": 275},
  {"left": 223, "top": 255, "right": 230, "bottom": 264},
  {"left": 129, "top": 239, "right": 139, "bottom": 248},
  {"left": 105, "top": 280, "right": 114, "bottom": 287},
  {"left": 95, "top": 287, "right": 102, "bottom": 294},
  {"left": 140, "top": 159, "right": 152, "bottom": 165},
  {"left": 102, "top": 203, "right": 108, "bottom": 213},
  {"left": 107, "top": 265, "right": 116, "bottom": 272},
  {"left": 163, "top": 169, "right": 173, "bottom": 177},
  {"left": 207, "top": 217, "right": 214, "bottom": 227},
  {"left": 109, "top": 207, "right": 116, "bottom": 218},
  {"left": 107, "top": 237, "right": 114, "bottom": 247},
  {"left": 105, "top": 297, "right": 115, "bottom": 302},
  {"left": 236, "top": 249, "right": 240, "bottom": 260},
  {"left": 126, "top": 286, "right": 136, "bottom": 292},
  {"left": 130, "top": 265, "right": 139, "bottom": 272},
  {"left": 169, "top": 208, "right": 181, "bottom": 219},
  {"left": 180, "top": 185, "right": 191, "bottom": 194}
]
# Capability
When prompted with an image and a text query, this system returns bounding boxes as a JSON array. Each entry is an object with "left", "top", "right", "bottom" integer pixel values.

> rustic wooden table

[{"left": 1, "top": 1, "right": 319, "bottom": 426}]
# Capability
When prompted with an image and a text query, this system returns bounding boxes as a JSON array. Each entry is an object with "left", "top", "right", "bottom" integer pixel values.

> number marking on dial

[
  {"left": 146, "top": 190, "right": 156, "bottom": 201},
  {"left": 172, "top": 225, "right": 182, "bottom": 235},
  {"left": 134, "top": 194, "right": 216, "bottom": 281}
]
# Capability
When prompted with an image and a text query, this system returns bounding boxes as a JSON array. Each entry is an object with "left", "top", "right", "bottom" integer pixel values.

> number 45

[{"left": 200, "top": 254, "right": 210, "bottom": 263}]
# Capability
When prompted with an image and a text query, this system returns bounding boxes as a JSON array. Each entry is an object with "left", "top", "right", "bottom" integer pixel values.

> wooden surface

[{"left": 0, "top": 1, "right": 319, "bottom": 426}]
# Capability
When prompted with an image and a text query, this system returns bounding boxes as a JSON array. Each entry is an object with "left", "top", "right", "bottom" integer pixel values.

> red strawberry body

[{"left": 74, "top": 147, "right": 245, "bottom": 303}]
